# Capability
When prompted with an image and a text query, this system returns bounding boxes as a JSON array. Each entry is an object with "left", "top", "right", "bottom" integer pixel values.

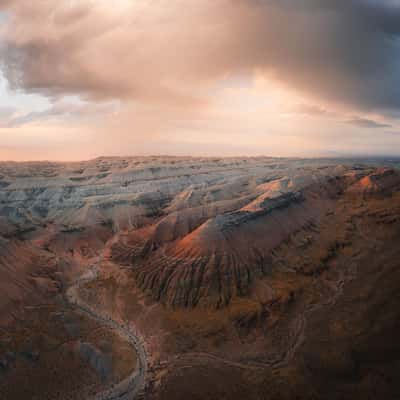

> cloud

[
  {"left": 293, "top": 104, "right": 332, "bottom": 117},
  {"left": 0, "top": 106, "right": 15, "bottom": 119},
  {"left": 346, "top": 117, "right": 392, "bottom": 129},
  {"left": 0, "top": 99, "right": 117, "bottom": 128},
  {"left": 385, "top": 131, "right": 400, "bottom": 136},
  {"left": 1, "top": 1, "right": 400, "bottom": 160},
  {"left": 0, "top": 0, "right": 399, "bottom": 116}
]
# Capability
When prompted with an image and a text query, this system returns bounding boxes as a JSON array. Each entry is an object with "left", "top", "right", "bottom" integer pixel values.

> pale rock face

[{"left": 0, "top": 157, "right": 359, "bottom": 231}]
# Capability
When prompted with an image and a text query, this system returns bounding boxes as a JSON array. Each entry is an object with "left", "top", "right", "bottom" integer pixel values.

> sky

[{"left": 0, "top": 0, "right": 400, "bottom": 161}]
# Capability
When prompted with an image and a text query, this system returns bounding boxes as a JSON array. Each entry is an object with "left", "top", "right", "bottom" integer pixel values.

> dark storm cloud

[
  {"left": 239, "top": 0, "right": 400, "bottom": 113},
  {"left": 346, "top": 117, "right": 392, "bottom": 129},
  {"left": 0, "top": 0, "right": 400, "bottom": 114}
]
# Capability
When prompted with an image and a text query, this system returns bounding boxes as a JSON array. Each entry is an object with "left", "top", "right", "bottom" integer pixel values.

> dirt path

[{"left": 65, "top": 239, "right": 148, "bottom": 400}]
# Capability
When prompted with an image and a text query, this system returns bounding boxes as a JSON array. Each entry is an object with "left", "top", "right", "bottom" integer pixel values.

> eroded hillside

[{"left": 0, "top": 157, "right": 399, "bottom": 400}]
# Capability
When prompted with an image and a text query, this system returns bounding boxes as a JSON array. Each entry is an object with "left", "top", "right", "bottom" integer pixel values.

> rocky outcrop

[
  {"left": 346, "top": 167, "right": 400, "bottom": 196},
  {"left": 112, "top": 172, "right": 362, "bottom": 308}
]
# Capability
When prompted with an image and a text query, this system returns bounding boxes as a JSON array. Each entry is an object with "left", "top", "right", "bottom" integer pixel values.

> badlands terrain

[{"left": 0, "top": 156, "right": 399, "bottom": 399}]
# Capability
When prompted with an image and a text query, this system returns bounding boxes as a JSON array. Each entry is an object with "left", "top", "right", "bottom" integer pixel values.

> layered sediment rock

[
  {"left": 2, "top": 157, "right": 398, "bottom": 309},
  {"left": 111, "top": 167, "right": 378, "bottom": 308}
]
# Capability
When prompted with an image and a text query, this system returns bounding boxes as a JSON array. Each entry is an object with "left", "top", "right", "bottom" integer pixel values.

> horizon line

[{"left": 1, "top": 154, "right": 400, "bottom": 164}]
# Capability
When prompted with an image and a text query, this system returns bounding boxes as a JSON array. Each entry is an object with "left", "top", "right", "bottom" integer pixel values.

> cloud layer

[{"left": 1, "top": 0, "right": 400, "bottom": 113}]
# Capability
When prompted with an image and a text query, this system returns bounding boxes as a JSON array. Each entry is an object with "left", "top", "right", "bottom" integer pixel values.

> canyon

[{"left": 0, "top": 156, "right": 399, "bottom": 400}]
